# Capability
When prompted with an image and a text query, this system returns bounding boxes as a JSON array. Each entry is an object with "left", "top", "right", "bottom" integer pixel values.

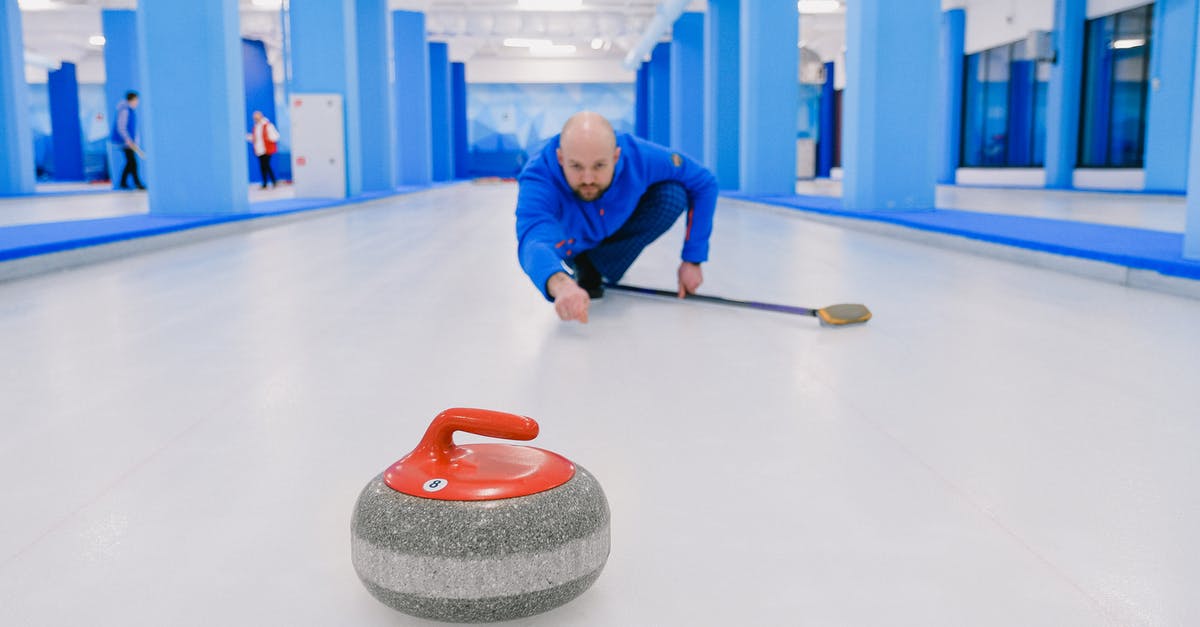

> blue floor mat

[
  {"left": 0, "top": 185, "right": 433, "bottom": 263},
  {"left": 726, "top": 192, "right": 1200, "bottom": 281}
]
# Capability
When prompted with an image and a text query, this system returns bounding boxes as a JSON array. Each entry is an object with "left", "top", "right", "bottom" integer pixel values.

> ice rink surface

[{"left": 1, "top": 182, "right": 1198, "bottom": 626}]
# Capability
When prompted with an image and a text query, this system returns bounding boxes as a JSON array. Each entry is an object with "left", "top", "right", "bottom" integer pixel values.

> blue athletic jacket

[
  {"left": 110, "top": 100, "right": 137, "bottom": 145},
  {"left": 515, "top": 132, "right": 718, "bottom": 299}
]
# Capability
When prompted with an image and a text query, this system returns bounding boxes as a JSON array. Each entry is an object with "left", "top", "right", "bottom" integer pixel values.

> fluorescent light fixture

[
  {"left": 504, "top": 37, "right": 554, "bottom": 48},
  {"left": 88, "top": 35, "right": 106, "bottom": 47},
  {"left": 18, "top": 0, "right": 60, "bottom": 10},
  {"left": 251, "top": 0, "right": 283, "bottom": 7},
  {"left": 1111, "top": 38, "right": 1145, "bottom": 49},
  {"left": 590, "top": 38, "right": 604, "bottom": 50},
  {"left": 529, "top": 44, "right": 577, "bottom": 56},
  {"left": 797, "top": 0, "right": 842, "bottom": 13},
  {"left": 518, "top": 0, "right": 583, "bottom": 10}
]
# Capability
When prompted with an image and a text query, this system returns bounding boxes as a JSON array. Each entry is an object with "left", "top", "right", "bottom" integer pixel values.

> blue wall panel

[
  {"left": 635, "top": 63, "right": 649, "bottom": 139},
  {"left": 739, "top": 1, "right": 798, "bottom": 194},
  {"left": 451, "top": 62, "right": 469, "bottom": 179},
  {"left": 817, "top": 61, "right": 835, "bottom": 178},
  {"left": 429, "top": 42, "right": 452, "bottom": 182},
  {"left": 138, "top": 0, "right": 247, "bottom": 214},
  {"left": 670, "top": 12, "right": 704, "bottom": 161},
  {"left": 704, "top": 0, "right": 740, "bottom": 189},
  {"left": 938, "top": 9, "right": 964, "bottom": 183},
  {"left": 647, "top": 43, "right": 671, "bottom": 145},
  {"left": 1, "top": 0, "right": 35, "bottom": 194},
  {"left": 356, "top": 0, "right": 395, "bottom": 192},
  {"left": 1045, "top": 0, "right": 1085, "bottom": 188},
  {"left": 1145, "top": 0, "right": 1198, "bottom": 192},
  {"left": 393, "top": 11, "right": 431, "bottom": 185},
  {"left": 48, "top": 62, "right": 85, "bottom": 181}
]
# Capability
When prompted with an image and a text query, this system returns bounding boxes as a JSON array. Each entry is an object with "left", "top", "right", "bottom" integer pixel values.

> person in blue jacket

[
  {"left": 515, "top": 111, "right": 718, "bottom": 324},
  {"left": 109, "top": 90, "right": 144, "bottom": 190}
]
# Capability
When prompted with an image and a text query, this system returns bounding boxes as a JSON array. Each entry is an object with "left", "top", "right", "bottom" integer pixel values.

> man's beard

[{"left": 573, "top": 183, "right": 606, "bottom": 202}]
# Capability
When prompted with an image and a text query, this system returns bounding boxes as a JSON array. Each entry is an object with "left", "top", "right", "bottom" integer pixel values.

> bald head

[{"left": 557, "top": 111, "right": 620, "bottom": 202}]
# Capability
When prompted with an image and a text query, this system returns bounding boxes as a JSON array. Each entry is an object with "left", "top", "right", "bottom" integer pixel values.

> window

[
  {"left": 1079, "top": 4, "right": 1153, "bottom": 168},
  {"left": 960, "top": 41, "right": 1050, "bottom": 167}
]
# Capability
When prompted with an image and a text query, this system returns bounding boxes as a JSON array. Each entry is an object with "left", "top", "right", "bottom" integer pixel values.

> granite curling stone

[{"left": 351, "top": 407, "right": 610, "bottom": 623}]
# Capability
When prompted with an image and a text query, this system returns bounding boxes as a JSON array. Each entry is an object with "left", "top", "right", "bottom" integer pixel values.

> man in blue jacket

[
  {"left": 516, "top": 111, "right": 718, "bottom": 324},
  {"left": 109, "top": 90, "right": 144, "bottom": 190}
]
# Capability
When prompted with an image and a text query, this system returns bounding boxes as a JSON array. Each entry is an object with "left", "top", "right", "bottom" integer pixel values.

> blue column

[
  {"left": 451, "top": 62, "right": 469, "bottom": 179},
  {"left": 1185, "top": 2, "right": 1200, "bottom": 258},
  {"left": 1144, "top": 0, "right": 1199, "bottom": 193},
  {"left": 393, "top": 11, "right": 431, "bottom": 185},
  {"left": 429, "top": 42, "right": 452, "bottom": 182},
  {"left": 1, "top": 0, "right": 35, "bottom": 194},
  {"left": 647, "top": 42, "right": 671, "bottom": 145},
  {"left": 635, "top": 63, "right": 649, "bottom": 139},
  {"left": 1045, "top": 0, "right": 1085, "bottom": 189},
  {"left": 290, "top": 0, "right": 362, "bottom": 197},
  {"left": 138, "top": 0, "right": 247, "bottom": 215},
  {"left": 817, "top": 61, "right": 835, "bottom": 178},
  {"left": 242, "top": 39, "right": 276, "bottom": 185},
  {"left": 102, "top": 9, "right": 140, "bottom": 191},
  {"left": 843, "top": 0, "right": 939, "bottom": 210},
  {"left": 356, "top": 0, "right": 395, "bottom": 192},
  {"left": 48, "top": 62, "right": 85, "bottom": 181},
  {"left": 739, "top": 1, "right": 798, "bottom": 195},
  {"left": 704, "top": 0, "right": 739, "bottom": 189},
  {"left": 938, "top": 8, "right": 965, "bottom": 184},
  {"left": 1008, "top": 61, "right": 1036, "bottom": 166},
  {"left": 670, "top": 12, "right": 704, "bottom": 160}
]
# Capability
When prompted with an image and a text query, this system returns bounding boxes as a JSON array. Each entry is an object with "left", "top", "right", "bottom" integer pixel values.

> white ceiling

[{"left": 18, "top": 0, "right": 849, "bottom": 83}]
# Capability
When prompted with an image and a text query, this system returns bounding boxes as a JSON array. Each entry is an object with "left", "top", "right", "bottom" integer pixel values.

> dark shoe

[
  {"left": 574, "top": 253, "right": 604, "bottom": 299},
  {"left": 135, "top": 184, "right": 146, "bottom": 190}
]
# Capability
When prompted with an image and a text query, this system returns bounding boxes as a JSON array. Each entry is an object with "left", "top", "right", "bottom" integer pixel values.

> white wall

[
  {"left": 963, "top": 0, "right": 1055, "bottom": 54},
  {"left": 465, "top": 57, "right": 634, "bottom": 84}
]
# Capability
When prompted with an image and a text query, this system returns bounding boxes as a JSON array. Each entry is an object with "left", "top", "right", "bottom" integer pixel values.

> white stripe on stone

[{"left": 352, "top": 524, "right": 609, "bottom": 599}]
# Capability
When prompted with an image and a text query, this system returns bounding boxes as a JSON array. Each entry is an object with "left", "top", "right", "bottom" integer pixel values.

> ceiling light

[
  {"left": 503, "top": 37, "right": 553, "bottom": 48},
  {"left": 590, "top": 38, "right": 604, "bottom": 50},
  {"left": 88, "top": 35, "right": 106, "bottom": 47},
  {"left": 797, "top": 0, "right": 842, "bottom": 13},
  {"left": 518, "top": 0, "right": 583, "bottom": 10},
  {"left": 251, "top": 0, "right": 283, "bottom": 7},
  {"left": 18, "top": 0, "right": 60, "bottom": 10},
  {"left": 529, "top": 44, "right": 577, "bottom": 56},
  {"left": 1111, "top": 38, "right": 1145, "bottom": 49}
]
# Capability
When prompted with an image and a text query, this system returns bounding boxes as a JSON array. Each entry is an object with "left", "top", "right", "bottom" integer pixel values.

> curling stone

[{"left": 351, "top": 408, "right": 610, "bottom": 623}]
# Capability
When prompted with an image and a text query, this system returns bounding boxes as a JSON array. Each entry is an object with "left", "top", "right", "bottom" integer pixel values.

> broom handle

[{"left": 607, "top": 283, "right": 817, "bottom": 317}]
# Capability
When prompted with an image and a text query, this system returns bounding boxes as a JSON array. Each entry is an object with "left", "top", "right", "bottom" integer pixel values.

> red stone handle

[{"left": 412, "top": 408, "right": 538, "bottom": 462}]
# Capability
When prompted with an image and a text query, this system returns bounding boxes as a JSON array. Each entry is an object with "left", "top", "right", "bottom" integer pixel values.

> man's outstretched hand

[
  {"left": 547, "top": 272, "right": 591, "bottom": 324},
  {"left": 677, "top": 261, "right": 702, "bottom": 298}
]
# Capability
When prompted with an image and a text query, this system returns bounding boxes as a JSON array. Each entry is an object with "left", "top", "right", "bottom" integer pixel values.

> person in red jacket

[{"left": 246, "top": 111, "right": 280, "bottom": 189}]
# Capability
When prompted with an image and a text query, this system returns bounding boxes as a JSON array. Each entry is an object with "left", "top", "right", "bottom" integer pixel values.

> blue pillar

[
  {"left": 393, "top": 10, "right": 431, "bottom": 185},
  {"left": 48, "top": 62, "right": 85, "bottom": 181},
  {"left": 1, "top": 0, "right": 35, "bottom": 194},
  {"left": 102, "top": 9, "right": 141, "bottom": 191},
  {"left": 429, "top": 42, "right": 452, "bottom": 182},
  {"left": 290, "top": 0, "right": 362, "bottom": 197},
  {"left": 635, "top": 63, "right": 649, "bottom": 139},
  {"left": 843, "top": 0, "right": 939, "bottom": 210},
  {"left": 938, "top": 8, "right": 965, "bottom": 184},
  {"left": 647, "top": 42, "right": 671, "bottom": 145},
  {"left": 704, "top": 0, "right": 739, "bottom": 189},
  {"left": 670, "top": 12, "right": 704, "bottom": 160},
  {"left": 1185, "top": 2, "right": 1200, "bottom": 258},
  {"left": 1045, "top": 0, "right": 1085, "bottom": 189},
  {"left": 242, "top": 39, "right": 276, "bottom": 185},
  {"left": 1008, "top": 61, "right": 1036, "bottom": 166},
  {"left": 1145, "top": 0, "right": 1199, "bottom": 193},
  {"left": 739, "top": 1, "right": 798, "bottom": 195},
  {"left": 138, "top": 0, "right": 247, "bottom": 215},
  {"left": 817, "top": 61, "right": 835, "bottom": 178},
  {"left": 451, "top": 62, "right": 469, "bottom": 179},
  {"left": 356, "top": 0, "right": 395, "bottom": 192}
]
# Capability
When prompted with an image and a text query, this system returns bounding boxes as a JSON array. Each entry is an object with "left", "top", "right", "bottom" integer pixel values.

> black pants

[
  {"left": 120, "top": 147, "right": 143, "bottom": 189},
  {"left": 258, "top": 154, "right": 277, "bottom": 187}
]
